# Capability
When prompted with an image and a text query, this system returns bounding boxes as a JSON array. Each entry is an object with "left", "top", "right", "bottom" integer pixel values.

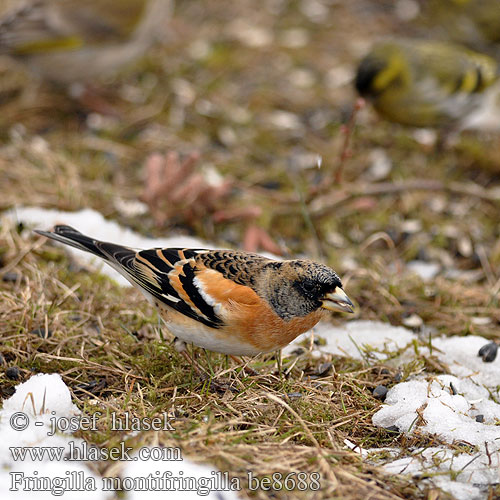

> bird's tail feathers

[{"left": 34, "top": 225, "right": 111, "bottom": 260}]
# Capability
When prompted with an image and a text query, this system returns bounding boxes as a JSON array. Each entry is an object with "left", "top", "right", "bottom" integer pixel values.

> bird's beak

[{"left": 321, "top": 287, "right": 354, "bottom": 313}]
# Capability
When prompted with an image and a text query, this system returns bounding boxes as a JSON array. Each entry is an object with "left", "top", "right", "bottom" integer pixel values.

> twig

[
  {"left": 476, "top": 244, "right": 497, "bottom": 288},
  {"left": 458, "top": 453, "right": 481, "bottom": 474},
  {"left": 309, "top": 98, "right": 365, "bottom": 195},
  {"left": 308, "top": 179, "right": 500, "bottom": 218},
  {"left": 485, "top": 441, "right": 492, "bottom": 467},
  {"left": 334, "top": 98, "right": 365, "bottom": 185}
]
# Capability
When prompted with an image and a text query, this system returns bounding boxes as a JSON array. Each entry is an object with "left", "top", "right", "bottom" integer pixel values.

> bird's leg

[
  {"left": 172, "top": 337, "right": 205, "bottom": 375},
  {"left": 276, "top": 349, "right": 283, "bottom": 378},
  {"left": 157, "top": 316, "right": 165, "bottom": 341}
]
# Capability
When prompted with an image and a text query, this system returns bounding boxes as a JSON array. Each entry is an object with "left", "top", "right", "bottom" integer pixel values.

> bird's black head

[
  {"left": 258, "top": 260, "right": 354, "bottom": 320},
  {"left": 355, "top": 54, "right": 387, "bottom": 97}
]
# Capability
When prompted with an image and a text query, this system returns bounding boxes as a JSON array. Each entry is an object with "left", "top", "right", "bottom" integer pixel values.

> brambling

[{"left": 35, "top": 226, "right": 354, "bottom": 359}]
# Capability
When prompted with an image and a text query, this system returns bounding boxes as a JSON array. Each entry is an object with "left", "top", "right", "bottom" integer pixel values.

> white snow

[
  {"left": 283, "top": 319, "right": 500, "bottom": 499},
  {"left": 406, "top": 260, "right": 441, "bottom": 281},
  {"left": 369, "top": 334, "right": 500, "bottom": 499},
  {"left": 282, "top": 320, "right": 416, "bottom": 360},
  {"left": 0, "top": 374, "right": 104, "bottom": 500},
  {"left": 1, "top": 374, "right": 240, "bottom": 499}
]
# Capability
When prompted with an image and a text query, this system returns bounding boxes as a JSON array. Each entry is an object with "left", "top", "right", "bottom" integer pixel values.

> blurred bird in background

[
  {"left": 0, "top": 0, "right": 172, "bottom": 87},
  {"left": 416, "top": 0, "right": 500, "bottom": 58},
  {"left": 355, "top": 38, "right": 498, "bottom": 131}
]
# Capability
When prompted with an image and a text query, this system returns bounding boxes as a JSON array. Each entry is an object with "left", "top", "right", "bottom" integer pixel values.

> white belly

[{"left": 165, "top": 320, "right": 262, "bottom": 356}]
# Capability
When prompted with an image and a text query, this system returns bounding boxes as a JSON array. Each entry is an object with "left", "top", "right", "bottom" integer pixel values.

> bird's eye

[{"left": 301, "top": 280, "right": 316, "bottom": 292}]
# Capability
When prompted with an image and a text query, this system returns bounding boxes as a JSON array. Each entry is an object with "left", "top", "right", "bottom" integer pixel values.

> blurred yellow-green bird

[
  {"left": 417, "top": 0, "right": 500, "bottom": 55},
  {"left": 0, "top": 0, "right": 173, "bottom": 85},
  {"left": 355, "top": 38, "right": 498, "bottom": 128}
]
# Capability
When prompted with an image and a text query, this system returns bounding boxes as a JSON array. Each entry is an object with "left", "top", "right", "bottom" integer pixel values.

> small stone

[
  {"left": 279, "top": 28, "right": 309, "bottom": 48},
  {"left": 385, "top": 425, "right": 400, "bottom": 433},
  {"left": 373, "top": 385, "right": 388, "bottom": 400},
  {"left": 475, "top": 414, "right": 485, "bottom": 423},
  {"left": 317, "top": 362, "right": 332, "bottom": 377},
  {"left": 6, "top": 366, "right": 20, "bottom": 380},
  {"left": 30, "top": 328, "right": 53, "bottom": 339},
  {"left": 75, "top": 379, "right": 108, "bottom": 396},
  {"left": 2, "top": 272, "right": 20, "bottom": 282},
  {"left": 478, "top": 342, "right": 498, "bottom": 362},
  {"left": 313, "top": 336, "right": 326, "bottom": 346}
]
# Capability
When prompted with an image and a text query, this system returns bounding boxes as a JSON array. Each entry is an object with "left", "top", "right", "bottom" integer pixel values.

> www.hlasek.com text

[{"left": 10, "top": 442, "right": 182, "bottom": 462}]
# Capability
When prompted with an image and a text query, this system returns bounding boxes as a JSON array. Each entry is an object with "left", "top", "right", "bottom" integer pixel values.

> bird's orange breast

[{"left": 195, "top": 269, "right": 325, "bottom": 353}]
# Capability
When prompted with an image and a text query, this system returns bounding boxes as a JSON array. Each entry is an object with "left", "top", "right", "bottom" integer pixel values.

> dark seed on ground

[
  {"left": 373, "top": 385, "right": 388, "bottom": 400},
  {"left": 478, "top": 342, "right": 498, "bottom": 362},
  {"left": 317, "top": 362, "right": 332, "bottom": 376},
  {"left": 6, "top": 366, "right": 20, "bottom": 380},
  {"left": 30, "top": 328, "right": 53, "bottom": 339},
  {"left": 385, "top": 425, "right": 399, "bottom": 433},
  {"left": 2, "top": 272, "right": 20, "bottom": 282}
]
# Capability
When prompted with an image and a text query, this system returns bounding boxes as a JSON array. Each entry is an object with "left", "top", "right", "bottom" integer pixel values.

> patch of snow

[
  {"left": 283, "top": 319, "right": 500, "bottom": 499},
  {"left": 380, "top": 447, "right": 493, "bottom": 500},
  {"left": 1, "top": 374, "right": 241, "bottom": 499},
  {"left": 283, "top": 320, "right": 416, "bottom": 360},
  {"left": 370, "top": 334, "right": 500, "bottom": 499},
  {"left": 406, "top": 260, "right": 441, "bottom": 281},
  {"left": 431, "top": 335, "right": 500, "bottom": 389},
  {"left": 0, "top": 374, "right": 104, "bottom": 499}
]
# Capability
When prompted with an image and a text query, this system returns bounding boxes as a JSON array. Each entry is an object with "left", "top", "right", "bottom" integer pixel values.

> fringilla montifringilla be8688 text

[{"left": 35, "top": 226, "right": 354, "bottom": 361}]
